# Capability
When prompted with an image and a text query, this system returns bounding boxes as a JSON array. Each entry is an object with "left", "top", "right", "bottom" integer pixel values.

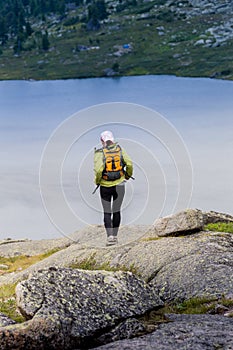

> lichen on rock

[
  {"left": 0, "top": 267, "right": 163, "bottom": 349},
  {"left": 1, "top": 209, "right": 233, "bottom": 349}
]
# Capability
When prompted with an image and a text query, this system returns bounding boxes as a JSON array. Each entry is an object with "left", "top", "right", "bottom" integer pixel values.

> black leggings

[{"left": 100, "top": 183, "right": 125, "bottom": 236}]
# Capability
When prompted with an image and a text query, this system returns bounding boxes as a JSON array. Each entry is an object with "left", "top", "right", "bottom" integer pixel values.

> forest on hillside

[
  {"left": 0, "top": 0, "right": 108, "bottom": 53},
  {"left": 0, "top": 0, "right": 232, "bottom": 80}
]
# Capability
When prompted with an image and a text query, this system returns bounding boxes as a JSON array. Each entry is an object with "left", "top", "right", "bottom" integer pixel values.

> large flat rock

[
  {"left": 1, "top": 209, "right": 233, "bottom": 305},
  {"left": 0, "top": 237, "right": 72, "bottom": 258},
  {"left": 0, "top": 225, "right": 149, "bottom": 258},
  {"left": 1, "top": 231, "right": 233, "bottom": 304},
  {"left": 1, "top": 209, "right": 233, "bottom": 348},
  {"left": 94, "top": 314, "right": 233, "bottom": 349},
  {"left": 0, "top": 267, "right": 163, "bottom": 349}
]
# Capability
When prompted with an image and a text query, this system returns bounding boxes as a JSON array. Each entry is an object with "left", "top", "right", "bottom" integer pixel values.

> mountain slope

[{"left": 0, "top": 0, "right": 232, "bottom": 80}]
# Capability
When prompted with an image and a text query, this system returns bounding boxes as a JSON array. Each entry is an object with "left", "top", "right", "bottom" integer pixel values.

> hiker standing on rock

[{"left": 94, "top": 131, "right": 133, "bottom": 246}]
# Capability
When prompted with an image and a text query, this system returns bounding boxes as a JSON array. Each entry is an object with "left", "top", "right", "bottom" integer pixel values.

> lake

[{"left": 0, "top": 75, "right": 233, "bottom": 240}]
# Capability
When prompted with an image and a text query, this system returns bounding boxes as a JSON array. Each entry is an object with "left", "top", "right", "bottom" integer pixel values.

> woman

[{"left": 94, "top": 130, "right": 133, "bottom": 246}]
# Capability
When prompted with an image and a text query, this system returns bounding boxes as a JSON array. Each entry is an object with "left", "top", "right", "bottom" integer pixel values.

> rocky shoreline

[{"left": 1, "top": 209, "right": 233, "bottom": 349}]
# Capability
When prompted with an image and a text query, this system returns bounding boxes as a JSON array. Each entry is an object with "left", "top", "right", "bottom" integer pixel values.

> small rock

[
  {"left": 194, "top": 39, "right": 205, "bottom": 45},
  {"left": 144, "top": 208, "right": 204, "bottom": 238},
  {"left": 103, "top": 68, "right": 117, "bottom": 76},
  {"left": 224, "top": 309, "right": 233, "bottom": 318},
  {"left": 208, "top": 304, "right": 229, "bottom": 315},
  {"left": 0, "top": 312, "right": 16, "bottom": 327},
  {"left": 0, "top": 264, "right": 9, "bottom": 270}
]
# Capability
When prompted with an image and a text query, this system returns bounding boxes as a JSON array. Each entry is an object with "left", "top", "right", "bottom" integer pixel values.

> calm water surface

[{"left": 0, "top": 75, "right": 233, "bottom": 239}]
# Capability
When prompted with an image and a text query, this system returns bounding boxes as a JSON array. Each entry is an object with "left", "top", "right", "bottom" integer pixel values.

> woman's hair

[{"left": 106, "top": 140, "right": 113, "bottom": 147}]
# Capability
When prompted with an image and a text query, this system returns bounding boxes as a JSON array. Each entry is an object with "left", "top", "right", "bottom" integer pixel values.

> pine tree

[
  {"left": 25, "top": 21, "right": 33, "bottom": 36},
  {"left": 42, "top": 30, "right": 49, "bottom": 50},
  {"left": 0, "top": 16, "right": 7, "bottom": 44}
]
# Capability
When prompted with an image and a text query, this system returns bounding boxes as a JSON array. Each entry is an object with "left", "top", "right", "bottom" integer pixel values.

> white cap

[{"left": 100, "top": 130, "right": 114, "bottom": 143}]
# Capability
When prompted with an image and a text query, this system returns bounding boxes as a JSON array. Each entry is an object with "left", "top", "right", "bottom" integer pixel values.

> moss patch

[
  {"left": 140, "top": 237, "right": 162, "bottom": 242},
  {"left": 70, "top": 255, "right": 138, "bottom": 275},
  {"left": 163, "top": 296, "right": 233, "bottom": 315},
  {"left": 204, "top": 222, "right": 233, "bottom": 234},
  {"left": 0, "top": 248, "right": 62, "bottom": 275},
  {"left": 0, "top": 284, "right": 25, "bottom": 323},
  {"left": 140, "top": 296, "right": 233, "bottom": 328}
]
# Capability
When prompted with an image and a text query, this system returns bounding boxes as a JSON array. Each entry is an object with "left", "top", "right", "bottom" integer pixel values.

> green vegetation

[
  {"left": 69, "top": 255, "right": 98, "bottom": 270},
  {"left": 0, "top": 247, "right": 62, "bottom": 323},
  {"left": 0, "top": 0, "right": 232, "bottom": 80},
  {"left": 70, "top": 255, "right": 138, "bottom": 274},
  {"left": 204, "top": 222, "right": 233, "bottom": 234},
  {"left": 167, "top": 296, "right": 218, "bottom": 314},
  {"left": 139, "top": 296, "right": 233, "bottom": 328},
  {"left": 165, "top": 296, "right": 233, "bottom": 314},
  {"left": 0, "top": 283, "right": 25, "bottom": 323},
  {"left": 141, "top": 237, "right": 162, "bottom": 242},
  {"left": 0, "top": 248, "right": 61, "bottom": 274}
]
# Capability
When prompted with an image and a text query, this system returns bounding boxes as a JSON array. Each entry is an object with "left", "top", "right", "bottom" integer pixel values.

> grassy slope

[
  {"left": 0, "top": 248, "right": 62, "bottom": 323},
  {"left": 0, "top": 1, "right": 232, "bottom": 80}
]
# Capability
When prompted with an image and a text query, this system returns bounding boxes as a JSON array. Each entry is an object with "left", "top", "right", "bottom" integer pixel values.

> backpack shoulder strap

[{"left": 95, "top": 147, "right": 103, "bottom": 153}]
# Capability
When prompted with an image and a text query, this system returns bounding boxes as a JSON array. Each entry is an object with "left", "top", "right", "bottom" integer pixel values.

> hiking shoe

[
  {"left": 106, "top": 236, "right": 117, "bottom": 246},
  {"left": 112, "top": 236, "right": 118, "bottom": 244}
]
